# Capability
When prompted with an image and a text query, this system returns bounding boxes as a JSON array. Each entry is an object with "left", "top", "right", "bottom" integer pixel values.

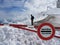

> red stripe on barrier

[
  {"left": 55, "top": 27, "right": 60, "bottom": 29},
  {"left": 0, "top": 24, "right": 4, "bottom": 26},
  {"left": 10, "top": 24, "right": 27, "bottom": 27},
  {"left": 54, "top": 36, "right": 60, "bottom": 38},
  {"left": 0, "top": 24, "right": 60, "bottom": 38},
  {"left": 17, "top": 26, "right": 37, "bottom": 33},
  {"left": 9, "top": 24, "right": 37, "bottom": 33},
  {"left": 0, "top": 24, "right": 60, "bottom": 29}
]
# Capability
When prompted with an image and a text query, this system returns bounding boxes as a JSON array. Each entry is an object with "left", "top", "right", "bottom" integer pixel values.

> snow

[
  {"left": 34, "top": 15, "right": 48, "bottom": 22},
  {"left": 0, "top": 25, "right": 60, "bottom": 45},
  {"left": 45, "top": 8, "right": 60, "bottom": 15},
  {"left": 0, "top": 0, "right": 60, "bottom": 45}
]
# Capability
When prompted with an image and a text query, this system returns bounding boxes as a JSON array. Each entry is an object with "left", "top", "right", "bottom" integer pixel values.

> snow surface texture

[{"left": 0, "top": 25, "right": 60, "bottom": 45}]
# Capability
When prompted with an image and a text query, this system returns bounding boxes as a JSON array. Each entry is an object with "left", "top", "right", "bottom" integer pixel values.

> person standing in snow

[{"left": 31, "top": 14, "right": 34, "bottom": 25}]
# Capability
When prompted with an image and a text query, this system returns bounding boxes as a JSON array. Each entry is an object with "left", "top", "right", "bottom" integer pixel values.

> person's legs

[{"left": 31, "top": 20, "right": 33, "bottom": 25}]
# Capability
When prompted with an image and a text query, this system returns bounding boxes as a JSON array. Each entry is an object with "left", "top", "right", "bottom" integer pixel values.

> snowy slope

[
  {"left": 0, "top": 0, "right": 57, "bottom": 24},
  {"left": 0, "top": 25, "right": 60, "bottom": 45}
]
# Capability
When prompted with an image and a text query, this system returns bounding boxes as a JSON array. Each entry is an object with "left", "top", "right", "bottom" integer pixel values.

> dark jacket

[{"left": 31, "top": 15, "right": 34, "bottom": 20}]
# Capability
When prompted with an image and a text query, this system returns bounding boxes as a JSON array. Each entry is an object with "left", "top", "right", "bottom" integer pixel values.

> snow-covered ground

[
  {"left": 0, "top": 0, "right": 60, "bottom": 45},
  {"left": 0, "top": 25, "right": 60, "bottom": 45}
]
